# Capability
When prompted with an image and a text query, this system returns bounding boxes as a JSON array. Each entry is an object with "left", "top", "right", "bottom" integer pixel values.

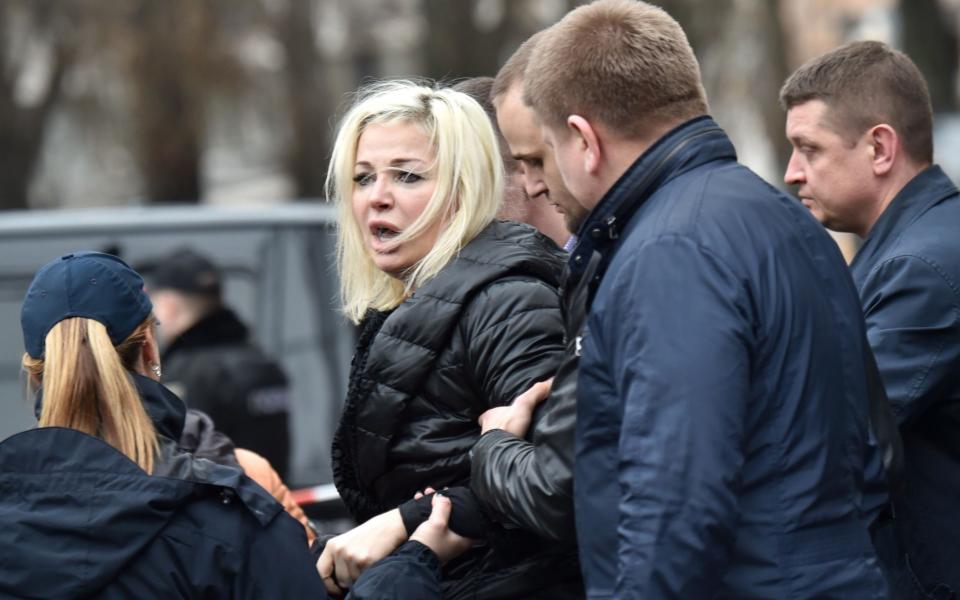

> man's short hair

[
  {"left": 523, "top": 0, "right": 708, "bottom": 140},
  {"left": 780, "top": 40, "right": 934, "bottom": 164},
  {"left": 491, "top": 31, "right": 544, "bottom": 103},
  {"left": 148, "top": 248, "right": 222, "bottom": 299},
  {"left": 453, "top": 77, "right": 497, "bottom": 121},
  {"left": 452, "top": 77, "right": 518, "bottom": 174}
]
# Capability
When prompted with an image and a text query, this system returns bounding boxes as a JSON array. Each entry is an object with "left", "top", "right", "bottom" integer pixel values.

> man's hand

[
  {"left": 316, "top": 508, "right": 406, "bottom": 595},
  {"left": 410, "top": 494, "right": 473, "bottom": 564},
  {"left": 478, "top": 378, "right": 553, "bottom": 436}
]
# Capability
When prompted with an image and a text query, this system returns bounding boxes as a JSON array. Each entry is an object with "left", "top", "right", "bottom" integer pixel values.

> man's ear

[
  {"left": 868, "top": 124, "right": 898, "bottom": 176},
  {"left": 567, "top": 115, "right": 602, "bottom": 175}
]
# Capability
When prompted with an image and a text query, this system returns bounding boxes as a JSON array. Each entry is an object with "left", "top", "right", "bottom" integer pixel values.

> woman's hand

[
  {"left": 410, "top": 494, "right": 473, "bottom": 564},
  {"left": 316, "top": 508, "right": 407, "bottom": 595},
  {"left": 478, "top": 378, "right": 553, "bottom": 436},
  {"left": 413, "top": 486, "right": 436, "bottom": 500}
]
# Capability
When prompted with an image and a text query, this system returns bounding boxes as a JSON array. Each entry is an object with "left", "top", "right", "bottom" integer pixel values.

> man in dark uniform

[{"left": 147, "top": 249, "right": 291, "bottom": 478}]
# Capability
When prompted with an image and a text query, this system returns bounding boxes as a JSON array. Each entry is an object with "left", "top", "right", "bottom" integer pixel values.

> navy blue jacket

[
  {"left": 572, "top": 117, "right": 887, "bottom": 599},
  {"left": 0, "top": 376, "right": 443, "bottom": 599},
  {"left": 0, "top": 426, "right": 326, "bottom": 599},
  {"left": 850, "top": 165, "right": 960, "bottom": 594}
]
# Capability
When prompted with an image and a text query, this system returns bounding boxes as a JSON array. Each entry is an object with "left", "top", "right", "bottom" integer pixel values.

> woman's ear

[{"left": 138, "top": 325, "right": 162, "bottom": 381}]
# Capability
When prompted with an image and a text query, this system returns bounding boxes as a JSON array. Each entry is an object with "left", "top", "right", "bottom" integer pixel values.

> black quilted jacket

[{"left": 331, "top": 220, "right": 574, "bottom": 599}]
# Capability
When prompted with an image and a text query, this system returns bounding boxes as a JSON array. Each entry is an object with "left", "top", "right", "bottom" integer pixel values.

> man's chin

[{"left": 565, "top": 216, "right": 586, "bottom": 234}]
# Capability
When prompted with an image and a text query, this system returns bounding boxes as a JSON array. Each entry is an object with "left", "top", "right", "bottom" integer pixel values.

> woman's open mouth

[{"left": 375, "top": 226, "right": 399, "bottom": 242}]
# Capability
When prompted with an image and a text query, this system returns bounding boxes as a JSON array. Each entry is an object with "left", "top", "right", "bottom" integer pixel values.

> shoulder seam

[{"left": 870, "top": 253, "right": 960, "bottom": 302}]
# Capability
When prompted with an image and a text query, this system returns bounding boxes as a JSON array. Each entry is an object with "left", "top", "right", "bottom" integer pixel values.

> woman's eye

[
  {"left": 395, "top": 171, "right": 422, "bottom": 184},
  {"left": 353, "top": 172, "right": 374, "bottom": 186}
]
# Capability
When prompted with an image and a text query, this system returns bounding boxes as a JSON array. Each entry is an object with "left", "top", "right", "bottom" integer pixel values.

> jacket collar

[
  {"left": 567, "top": 115, "right": 733, "bottom": 281},
  {"left": 135, "top": 373, "right": 187, "bottom": 440},
  {"left": 162, "top": 307, "right": 248, "bottom": 359},
  {"left": 34, "top": 372, "right": 187, "bottom": 441},
  {"left": 852, "top": 165, "right": 958, "bottom": 273}
]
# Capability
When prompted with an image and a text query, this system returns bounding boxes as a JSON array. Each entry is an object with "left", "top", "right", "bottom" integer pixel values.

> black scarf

[{"left": 330, "top": 309, "right": 392, "bottom": 522}]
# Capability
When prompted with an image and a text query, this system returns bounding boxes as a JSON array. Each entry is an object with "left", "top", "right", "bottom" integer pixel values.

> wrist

[
  {"left": 385, "top": 508, "right": 407, "bottom": 545},
  {"left": 399, "top": 496, "right": 432, "bottom": 535}
]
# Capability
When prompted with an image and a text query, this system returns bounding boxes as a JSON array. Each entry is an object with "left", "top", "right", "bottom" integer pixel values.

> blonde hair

[
  {"left": 524, "top": 0, "right": 708, "bottom": 140},
  {"left": 327, "top": 80, "right": 504, "bottom": 323},
  {"left": 22, "top": 317, "right": 159, "bottom": 473}
]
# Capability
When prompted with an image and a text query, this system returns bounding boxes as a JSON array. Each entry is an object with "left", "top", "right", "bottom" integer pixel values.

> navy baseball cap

[{"left": 21, "top": 252, "right": 153, "bottom": 359}]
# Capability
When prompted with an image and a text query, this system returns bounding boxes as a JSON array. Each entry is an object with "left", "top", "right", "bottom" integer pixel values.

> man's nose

[
  {"left": 524, "top": 175, "right": 547, "bottom": 200},
  {"left": 784, "top": 151, "right": 805, "bottom": 186}
]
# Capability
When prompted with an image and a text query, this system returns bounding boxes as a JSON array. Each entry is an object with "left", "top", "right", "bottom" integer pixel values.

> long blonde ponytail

[{"left": 22, "top": 317, "right": 159, "bottom": 473}]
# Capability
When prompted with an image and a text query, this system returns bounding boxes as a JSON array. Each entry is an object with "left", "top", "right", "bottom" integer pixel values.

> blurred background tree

[
  {"left": 0, "top": 0, "right": 78, "bottom": 210},
  {"left": 0, "top": 0, "right": 957, "bottom": 211}
]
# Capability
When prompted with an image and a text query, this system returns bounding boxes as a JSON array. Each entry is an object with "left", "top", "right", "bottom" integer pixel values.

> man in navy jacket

[
  {"left": 783, "top": 41, "right": 960, "bottom": 597},
  {"left": 522, "top": 1, "right": 890, "bottom": 598}
]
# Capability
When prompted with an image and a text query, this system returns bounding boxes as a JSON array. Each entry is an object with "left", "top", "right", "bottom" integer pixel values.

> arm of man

[
  {"left": 471, "top": 358, "right": 578, "bottom": 541},
  {"left": 859, "top": 255, "right": 960, "bottom": 425},
  {"left": 459, "top": 275, "right": 574, "bottom": 540},
  {"left": 601, "top": 238, "right": 750, "bottom": 597}
]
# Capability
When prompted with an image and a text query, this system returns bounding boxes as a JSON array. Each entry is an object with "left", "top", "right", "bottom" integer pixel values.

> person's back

[
  {"left": 0, "top": 427, "right": 320, "bottom": 600},
  {"left": 573, "top": 121, "right": 885, "bottom": 597},
  {"left": 520, "top": 2, "right": 889, "bottom": 597}
]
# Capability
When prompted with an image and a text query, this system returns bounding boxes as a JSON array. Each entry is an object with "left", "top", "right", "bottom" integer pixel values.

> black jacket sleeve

[
  {"left": 453, "top": 273, "right": 573, "bottom": 540},
  {"left": 460, "top": 276, "right": 565, "bottom": 406},
  {"left": 470, "top": 342, "right": 579, "bottom": 541},
  {"left": 398, "top": 488, "right": 490, "bottom": 539}
]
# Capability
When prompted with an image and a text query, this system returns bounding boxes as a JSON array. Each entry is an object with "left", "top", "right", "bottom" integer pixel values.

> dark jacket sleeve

[
  {"left": 598, "top": 238, "right": 751, "bottom": 598},
  {"left": 239, "top": 511, "right": 331, "bottom": 599},
  {"left": 350, "top": 541, "right": 442, "bottom": 600},
  {"left": 859, "top": 255, "right": 960, "bottom": 426},
  {"left": 461, "top": 276, "right": 565, "bottom": 406},
  {"left": 398, "top": 488, "right": 490, "bottom": 539},
  {"left": 470, "top": 345, "right": 578, "bottom": 541}
]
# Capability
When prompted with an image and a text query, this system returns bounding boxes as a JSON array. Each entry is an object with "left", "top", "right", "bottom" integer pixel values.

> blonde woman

[
  {"left": 0, "top": 252, "right": 459, "bottom": 600},
  {"left": 319, "top": 81, "right": 571, "bottom": 598}
]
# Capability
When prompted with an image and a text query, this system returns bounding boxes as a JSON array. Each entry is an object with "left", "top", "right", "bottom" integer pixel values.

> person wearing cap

[
  {"left": 0, "top": 251, "right": 471, "bottom": 599},
  {"left": 146, "top": 248, "right": 291, "bottom": 480}
]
